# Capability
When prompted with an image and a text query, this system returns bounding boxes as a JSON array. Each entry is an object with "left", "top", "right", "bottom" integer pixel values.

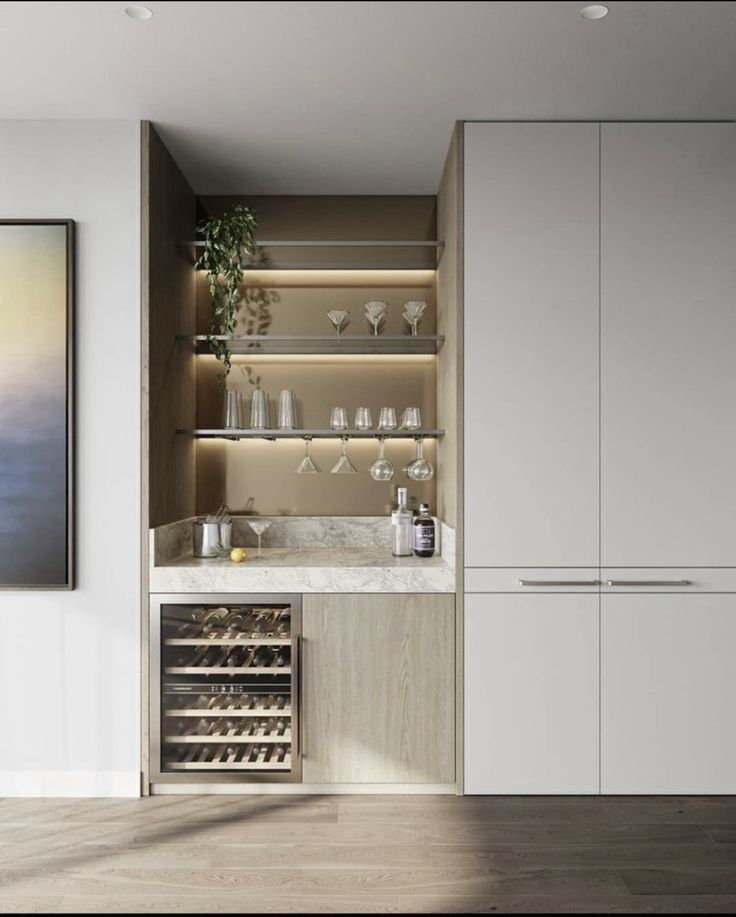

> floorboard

[{"left": 0, "top": 796, "right": 734, "bottom": 913}]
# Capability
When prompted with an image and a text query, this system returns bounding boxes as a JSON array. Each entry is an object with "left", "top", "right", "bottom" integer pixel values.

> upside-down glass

[
  {"left": 331, "top": 437, "right": 357, "bottom": 474},
  {"left": 296, "top": 437, "right": 319, "bottom": 474},
  {"left": 370, "top": 438, "right": 395, "bottom": 482},
  {"left": 406, "top": 437, "right": 434, "bottom": 481}
]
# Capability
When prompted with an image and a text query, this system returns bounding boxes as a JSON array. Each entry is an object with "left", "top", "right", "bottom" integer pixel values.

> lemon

[{"left": 230, "top": 548, "right": 247, "bottom": 563}]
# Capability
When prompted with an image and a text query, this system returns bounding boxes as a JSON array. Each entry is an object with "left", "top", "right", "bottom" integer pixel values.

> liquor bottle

[
  {"left": 413, "top": 503, "right": 436, "bottom": 558},
  {"left": 391, "top": 487, "right": 414, "bottom": 556}
]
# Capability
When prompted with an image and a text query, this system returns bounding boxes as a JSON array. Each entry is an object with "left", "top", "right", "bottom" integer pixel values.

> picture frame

[{"left": 0, "top": 220, "right": 74, "bottom": 589}]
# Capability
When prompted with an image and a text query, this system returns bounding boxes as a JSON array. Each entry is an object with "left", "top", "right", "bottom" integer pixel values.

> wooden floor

[{"left": 1, "top": 795, "right": 736, "bottom": 913}]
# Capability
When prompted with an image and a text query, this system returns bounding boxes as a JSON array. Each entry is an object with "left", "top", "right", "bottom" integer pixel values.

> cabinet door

[
  {"left": 465, "top": 593, "right": 599, "bottom": 794},
  {"left": 601, "top": 123, "right": 736, "bottom": 566},
  {"left": 302, "top": 594, "right": 455, "bottom": 784},
  {"left": 464, "top": 123, "right": 599, "bottom": 567},
  {"left": 602, "top": 593, "right": 736, "bottom": 794}
]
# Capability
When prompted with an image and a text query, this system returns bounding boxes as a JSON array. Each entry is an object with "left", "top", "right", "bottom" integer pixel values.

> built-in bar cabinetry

[
  {"left": 149, "top": 591, "right": 455, "bottom": 791},
  {"left": 302, "top": 593, "right": 455, "bottom": 785},
  {"left": 463, "top": 121, "right": 736, "bottom": 795}
]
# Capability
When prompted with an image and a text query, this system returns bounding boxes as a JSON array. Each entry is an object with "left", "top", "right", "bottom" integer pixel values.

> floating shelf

[
  {"left": 181, "top": 239, "right": 443, "bottom": 270},
  {"left": 178, "top": 428, "right": 444, "bottom": 441},
  {"left": 179, "top": 334, "right": 444, "bottom": 356}
]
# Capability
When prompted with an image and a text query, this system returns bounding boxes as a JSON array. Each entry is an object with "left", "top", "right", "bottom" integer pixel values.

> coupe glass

[
  {"left": 370, "top": 438, "right": 395, "bottom": 482},
  {"left": 406, "top": 437, "right": 434, "bottom": 481},
  {"left": 296, "top": 437, "right": 319, "bottom": 474},
  {"left": 402, "top": 300, "right": 427, "bottom": 336},
  {"left": 331, "top": 437, "right": 357, "bottom": 474},
  {"left": 327, "top": 309, "right": 350, "bottom": 340},
  {"left": 246, "top": 520, "right": 272, "bottom": 557},
  {"left": 364, "top": 300, "right": 388, "bottom": 336}
]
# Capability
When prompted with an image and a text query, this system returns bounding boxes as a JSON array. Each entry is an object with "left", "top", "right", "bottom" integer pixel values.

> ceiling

[{"left": 1, "top": 1, "right": 735, "bottom": 193}]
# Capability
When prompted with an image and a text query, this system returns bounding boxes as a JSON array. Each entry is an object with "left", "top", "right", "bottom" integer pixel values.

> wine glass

[
  {"left": 247, "top": 520, "right": 271, "bottom": 557},
  {"left": 327, "top": 310, "right": 350, "bottom": 340},
  {"left": 406, "top": 437, "right": 434, "bottom": 481},
  {"left": 364, "top": 301, "right": 387, "bottom": 336},
  {"left": 331, "top": 437, "right": 357, "bottom": 474},
  {"left": 296, "top": 437, "right": 319, "bottom": 474},
  {"left": 402, "top": 300, "right": 427, "bottom": 336},
  {"left": 370, "top": 438, "right": 395, "bottom": 481},
  {"left": 330, "top": 406, "right": 348, "bottom": 431}
]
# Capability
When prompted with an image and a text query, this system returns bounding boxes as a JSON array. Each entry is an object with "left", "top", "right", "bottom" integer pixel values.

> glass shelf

[
  {"left": 178, "top": 429, "right": 444, "bottom": 441},
  {"left": 179, "top": 334, "right": 444, "bottom": 356}
]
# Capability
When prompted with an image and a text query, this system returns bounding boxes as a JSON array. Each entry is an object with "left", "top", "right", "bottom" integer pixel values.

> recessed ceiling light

[
  {"left": 125, "top": 5, "right": 153, "bottom": 19},
  {"left": 580, "top": 4, "right": 609, "bottom": 19}
]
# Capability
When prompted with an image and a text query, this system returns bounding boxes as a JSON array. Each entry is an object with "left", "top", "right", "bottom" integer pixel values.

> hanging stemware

[
  {"left": 296, "top": 437, "right": 320, "bottom": 474},
  {"left": 331, "top": 436, "right": 357, "bottom": 474}
]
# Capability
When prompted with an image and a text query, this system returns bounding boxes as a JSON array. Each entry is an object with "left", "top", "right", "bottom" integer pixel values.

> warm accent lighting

[
  {"left": 580, "top": 4, "right": 609, "bottom": 19},
  {"left": 125, "top": 5, "right": 153, "bottom": 20}
]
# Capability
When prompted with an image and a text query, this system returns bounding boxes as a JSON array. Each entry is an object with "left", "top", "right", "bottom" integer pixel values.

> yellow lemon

[{"left": 230, "top": 548, "right": 247, "bottom": 563}]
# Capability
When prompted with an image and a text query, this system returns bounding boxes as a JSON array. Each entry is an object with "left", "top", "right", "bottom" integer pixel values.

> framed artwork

[{"left": 0, "top": 220, "right": 74, "bottom": 589}]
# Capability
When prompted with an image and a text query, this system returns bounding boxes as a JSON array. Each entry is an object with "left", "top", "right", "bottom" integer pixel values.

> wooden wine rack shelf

[{"left": 165, "top": 744, "right": 292, "bottom": 771}]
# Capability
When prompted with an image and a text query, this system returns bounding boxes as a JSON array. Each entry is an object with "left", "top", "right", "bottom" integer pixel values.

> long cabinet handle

[
  {"left": 518, "top": 579, "right": 600, "bottom": 587},
  {"left": 606, "top": 580, "right": 692, "bottom": 587}
]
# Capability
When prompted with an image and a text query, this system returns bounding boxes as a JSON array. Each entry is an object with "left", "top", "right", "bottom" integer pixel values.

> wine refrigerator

[{"left": 149, "top": 594, "right": 301, "bottom": 785}]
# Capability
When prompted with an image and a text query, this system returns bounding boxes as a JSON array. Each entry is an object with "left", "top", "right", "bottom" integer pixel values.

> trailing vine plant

[{"left": 194, "top": 204, "right": 259, "bottom": 384}]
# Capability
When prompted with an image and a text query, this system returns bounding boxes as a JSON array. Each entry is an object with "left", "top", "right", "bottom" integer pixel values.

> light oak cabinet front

[{"left": 302, "top": 593, "right": 455, "bottom": 785}]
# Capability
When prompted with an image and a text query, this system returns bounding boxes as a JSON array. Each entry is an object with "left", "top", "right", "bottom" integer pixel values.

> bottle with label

[
  {"left": 413, "top": 503, "right": 436, "bottom": 558},
  {"left": 391, "top": 487, "right": 414, "bottom": 557}
]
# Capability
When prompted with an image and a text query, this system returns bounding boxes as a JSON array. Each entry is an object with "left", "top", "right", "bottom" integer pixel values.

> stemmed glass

[
  {"left": 296, "top": 437, "right": 319, "bottom": 474},
  {"left": 406, "top": 437, "right": 434, "bottom": 481},
  {"left": 402, "top": 300, "right": 427, "bottom": 336},
  {"left": 370, "top": 438, "right": 395, "bottom": 481},
  {"left": 327, "top": 310, "right": 350, "bottom": 340},
  {"left": 331, "top": 436, "right": 357, "bottom": 474},
  {"left": 364, "top": 301, "right": 387, "bottom": 336},
  {"left": 246, "top": 520, "right": 272, "bottom": 557}
]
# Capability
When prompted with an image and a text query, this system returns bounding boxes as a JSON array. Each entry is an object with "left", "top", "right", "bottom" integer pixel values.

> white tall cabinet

[{"left": 464, "top": 121, "right": 736, "bottom": 795}]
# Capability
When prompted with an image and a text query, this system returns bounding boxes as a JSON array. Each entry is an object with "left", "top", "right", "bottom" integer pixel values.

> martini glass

[
  {"left": 331, "top": 437, "right": 357, "bottom": 474},
  {"left": 327, "top": 310, "right": 350, "bottom": 340},
  {"left": 296, "top": 437, "right": 319, "bottom": 474},
  {"left": 402, "top": 300, "right": 427, "bottom": 336},
  {"left": 247, "top": 520, "right": 272, "bottom": 558},
  {"left": 364, "top": 301, "right": 387, "bottom": 336}
]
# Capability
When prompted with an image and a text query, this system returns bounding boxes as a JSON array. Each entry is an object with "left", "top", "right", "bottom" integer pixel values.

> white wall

[{"left": 0, "top": 121, "right": 141, "bottom": 796}]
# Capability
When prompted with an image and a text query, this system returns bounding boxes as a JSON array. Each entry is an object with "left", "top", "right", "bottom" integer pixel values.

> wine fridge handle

[{"left": 295, "top": 634, "right": 304, "bottom": 761}]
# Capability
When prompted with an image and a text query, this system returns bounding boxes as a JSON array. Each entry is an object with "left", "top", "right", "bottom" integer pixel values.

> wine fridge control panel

[{"left": 150, "top": 594, "right": 301, "bottom": 785}]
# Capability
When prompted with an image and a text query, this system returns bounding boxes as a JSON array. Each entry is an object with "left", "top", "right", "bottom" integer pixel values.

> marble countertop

[{"left": 149, "top": 546, "right": 455, "bottom": 594}]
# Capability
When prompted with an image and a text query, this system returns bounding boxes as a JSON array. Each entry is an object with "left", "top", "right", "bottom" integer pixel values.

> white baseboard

[{"left": 0, "top": 770, "right": 140, "bottom": 797}]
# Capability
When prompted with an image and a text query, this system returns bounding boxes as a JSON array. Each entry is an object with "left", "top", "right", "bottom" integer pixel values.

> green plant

[{"left": 194, "top": 204, "right": 259, "bottom": 381}]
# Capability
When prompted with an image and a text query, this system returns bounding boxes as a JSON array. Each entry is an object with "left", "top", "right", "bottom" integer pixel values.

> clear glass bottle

[
  {"left": 391, "top": 487, "right": 414, "bottom": 556},
  {"left": 413, "top": 503, "right": 436, "bottom": 558}
]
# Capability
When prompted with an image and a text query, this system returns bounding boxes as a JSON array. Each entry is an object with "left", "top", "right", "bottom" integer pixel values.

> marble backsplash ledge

[{"left": 152, "top": 516, "right": 456, "bottom": 567}]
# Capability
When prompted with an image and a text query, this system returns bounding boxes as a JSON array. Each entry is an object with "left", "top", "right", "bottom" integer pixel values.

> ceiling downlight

[
  {"left": 580, "top": 4, "right": 609, "bottom": 20},
  {"left": 124, "top": 5, "right": 153, "bottom": 20}
]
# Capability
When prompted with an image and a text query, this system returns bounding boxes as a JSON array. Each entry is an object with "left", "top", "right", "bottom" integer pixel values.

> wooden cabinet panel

[
  {"left": 602, "top": 593, "right": 736, "bottom": 794},
  {"left": 464, "top": 122, "right": 600, "bottom": 567},
  {"left": 601, "top": 123, "right": 736, "bottom": 566},
  {"left": 465, "top": 593, "right": 600, "bottom": 794},
  {"left": 302, "top": 593, "right": 455, "bottom": 784}
]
